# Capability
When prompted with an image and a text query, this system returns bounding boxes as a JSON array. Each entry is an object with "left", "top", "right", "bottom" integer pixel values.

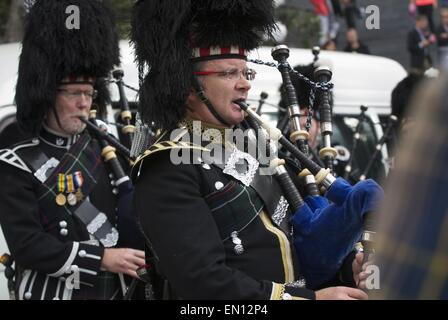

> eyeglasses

[
  {"left": 193, "top": 68, "right": 257, "bottom": 81},
  {"left": 57, "top": 89, "right": 98, "bottom": 100}
]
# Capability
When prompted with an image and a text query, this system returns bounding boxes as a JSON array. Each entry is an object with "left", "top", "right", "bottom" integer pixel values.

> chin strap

[{"left": 191, "top": 76, "right": 231, "bottom": 127}]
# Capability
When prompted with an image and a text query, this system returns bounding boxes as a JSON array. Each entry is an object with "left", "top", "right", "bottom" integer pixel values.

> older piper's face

[
  {"left": 187, "top": 58, "right": 251, "bottom": 127},
  {"left": 47, "top": 83, "right": 94, "bottom": 135}
]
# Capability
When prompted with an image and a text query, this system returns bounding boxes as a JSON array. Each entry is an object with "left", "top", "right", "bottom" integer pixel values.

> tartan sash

[
  {"left": 207, "top": 142, "right": 292, "bottom": 238},
  {"left": 204, "top": 180, "right": 264, "bottom": 241}
]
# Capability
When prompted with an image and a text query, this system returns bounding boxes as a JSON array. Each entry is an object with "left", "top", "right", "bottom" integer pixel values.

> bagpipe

[
  {"left": 84, "top": 71, "right": 158, "bottom": 299},
  {"left": 104, "top": 70, "right": 157, "bottom": 159},
  {"left": 271, "top": 45, "right": 322, "bottom": 197},
  {"left": 80, "top": 112, "right": 148, "bottom": 299},
  {"left": 111, "top": 69, "right": 136, "bottom": 149},
  {"left": 359, "top": 114, "right": 398, "bottom": 182},
  {"left": 80, "top": 113, "right": 143, "bottom": 251},
  {"left": 244, "top": 45, "right": 384, "bottom": 288},
  {"left": 343, "top": 105, "right": 369, "bottom": 180}
]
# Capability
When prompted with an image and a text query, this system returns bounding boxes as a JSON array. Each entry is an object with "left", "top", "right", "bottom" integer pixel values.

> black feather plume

[
  {"left": 131, "top": 0, "right": 193, "bottom": 131},
  {"left": 131, "top": 0, "right": 277, "bottom": 131},
  {"left": 15, "top": 0, "right": 120, "bottom": 134},
  {"left": 191, "top": 0, "right": 277, "bottom": 50}
]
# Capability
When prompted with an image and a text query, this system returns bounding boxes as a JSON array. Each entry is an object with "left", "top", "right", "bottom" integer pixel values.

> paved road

[{"left": 287, "top": 0, "right": 440, "bottom": 69}]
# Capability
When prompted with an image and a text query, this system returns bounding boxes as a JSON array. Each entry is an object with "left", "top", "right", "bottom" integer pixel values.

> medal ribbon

[
  {"left": 58, "top": 174, "right": 66, "bottom": 193},
  {"left": 73, "top": 171, "right": 84, "bottom": 189},
  {"left": 66, "top": 174, "right": 75, "bottom": 193}
]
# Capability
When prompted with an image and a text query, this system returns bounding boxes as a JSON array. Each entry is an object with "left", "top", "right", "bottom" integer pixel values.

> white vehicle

[
  {"left": 0, "top": 41, "right": 406, "bottom": 299},
  {"left": 245, "top": 46, "right": 407, "bottom": 181}
]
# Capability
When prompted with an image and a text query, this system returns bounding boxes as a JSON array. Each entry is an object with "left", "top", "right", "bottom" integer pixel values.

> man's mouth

[
  {"left": 232, "top": 99, "right": 246, "bottom": 109},
  {"left": 74, "top": 115, "right": 88, "bottom": 121}
]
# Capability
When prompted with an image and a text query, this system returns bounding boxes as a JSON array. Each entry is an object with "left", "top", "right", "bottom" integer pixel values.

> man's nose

[
  {"left": 77, "top": 95, "right": 91, "bottom": 108},
  {"left": 236, "top": 76, "right": 251, "bottom": 91}
]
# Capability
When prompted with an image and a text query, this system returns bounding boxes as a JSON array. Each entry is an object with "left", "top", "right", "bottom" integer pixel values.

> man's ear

[
  {"left": 186, "top": 88, "right": 197, "bottom": 104},
  {"left": 186, "top": 89, "right": 197, "bottom": 112}
]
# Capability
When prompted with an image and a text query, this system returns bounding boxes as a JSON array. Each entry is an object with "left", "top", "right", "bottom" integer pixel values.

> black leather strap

[
  {"left": 191, "top": 76, "right": 231, "bottom": 127},
  {"left": 15, "top": 141, "right": 49, "bottom": 176}
]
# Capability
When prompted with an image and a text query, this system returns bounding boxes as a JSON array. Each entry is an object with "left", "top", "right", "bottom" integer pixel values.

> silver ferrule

[
  {"left": 288, "top": 105, "right": 302, "bottom": 132},
  {"left": 321, "top": 174, "right": 336, "bottom": 189},
  {"left": 275, "top": 165, "right": 287, "bottom": 176},
  {"left": 321, "top": 122, "right": 333, "bottom": 134},
  {"left": 362, "top": 230, "right": 376, "bottom": 243},
  {"left": 288, "top": 104, "right": 301, "bottom": 117},
  {"left": 323, "top": 135, "right": 332, "bottom": 148},
  {"left": 290, "top": 118, "right": 302, "bottom": 133},
  {"left": 305, "top": 174, "right": 316, "bottom": 185}
]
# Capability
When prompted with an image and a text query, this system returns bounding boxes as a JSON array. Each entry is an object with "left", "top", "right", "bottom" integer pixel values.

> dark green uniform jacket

[
  {"left": 0, "top": 126, "right": 124, "bottom": 300},
  {"left": 132, "top": 123, "right": 319, "bottom": 300}
]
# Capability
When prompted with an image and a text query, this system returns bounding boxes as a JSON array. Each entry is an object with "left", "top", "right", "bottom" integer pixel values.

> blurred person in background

[
  {"left": 344, "top": 28, "right": 371, "bottom": 54},
  {"left": 409, "top": 0, "right": 438, "bottom": 33},
  {"left": 311, "top": 0, "right": 340, "bottom": 46},
  {"left": 436, "top": 8, "right": 448, "bottom": 68},
  {"left": 407, "top": 15, "right": 436, "bottom": 72},
  {"left": 341, "top": 0, "right": 362, "bottom": 30},
  {"left": 375, "top": 74, "right": 448, "bottom": 300}
]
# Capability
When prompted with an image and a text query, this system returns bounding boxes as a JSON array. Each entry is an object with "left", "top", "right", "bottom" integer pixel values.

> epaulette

[
  {"left": 0, "top": 138, "right": 40, "bottom": 173},
  {"left": 130, "top": 128, "right": 209, "bottom": 182}
]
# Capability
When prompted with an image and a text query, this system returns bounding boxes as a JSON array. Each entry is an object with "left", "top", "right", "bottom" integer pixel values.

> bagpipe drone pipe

[
  {"left": 80, "top": 112, "right": 143, "bottom": 251},
  {"left": 241, "top": 46, "right": 384, "bottom": 288}
]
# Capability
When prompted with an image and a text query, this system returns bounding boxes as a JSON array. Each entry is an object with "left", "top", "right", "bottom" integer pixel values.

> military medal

[
  {"left": 66, "top": 174, "right": 77, "bottom": 206},
  {"left": 75, "top": 189, "right": 84, "bottom": 202},
  {"left": 73, "top": 171, "right": 84, "bottom": 202},
  {"left": 56, "top": 174, "right": 67, "bottom": 206},
  {"left": 55, "top": 193, "right": 67, "bottom": 206},
  {"left": 56, "top": 170, "right": 84, "bottom": 206},
  {"left": 67, "top": 193, "right": 77, "bottom": 206}
]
